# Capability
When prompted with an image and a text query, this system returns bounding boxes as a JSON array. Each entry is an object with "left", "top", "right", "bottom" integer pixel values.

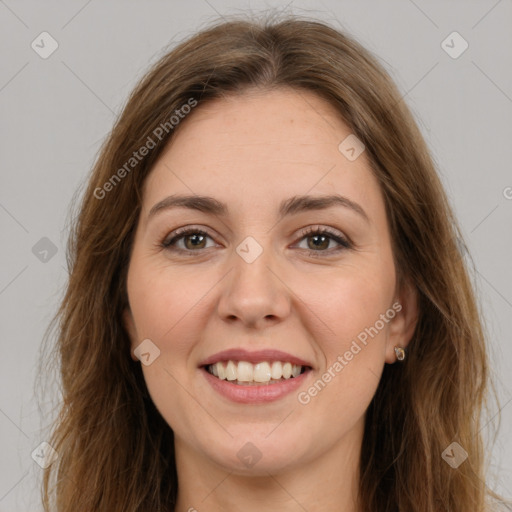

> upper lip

[{"left": 199, "top": 348, "right": 313, "bottom": 368}]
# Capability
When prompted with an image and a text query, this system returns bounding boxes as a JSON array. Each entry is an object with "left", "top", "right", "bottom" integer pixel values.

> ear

[
  {"left": 123, "top": 308, "right": 139, "bottom": 361},
  {"left": 385, "top": 276, "right": 419, "bottom": 364}
]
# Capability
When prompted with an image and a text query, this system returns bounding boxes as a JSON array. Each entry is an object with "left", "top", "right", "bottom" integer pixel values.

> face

[{"left": 123, "top": 87, "right": 417, "bottom": 476}]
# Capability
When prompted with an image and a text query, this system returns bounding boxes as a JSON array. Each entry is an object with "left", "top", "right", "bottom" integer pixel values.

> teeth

[
  {"left": 237, "top": 361, "right": 253, "bottom": 382},
  {"left": 271, "top": 361, "right": 282, "bottom": 380},
  {"left": 207, "top": 360, "right": 304, "bottom": 383},
  {"left": 253, "top": 362, "right": 271, "bottom": 382},
  {"left": 225, "top": 360, "right": 237, "bottom": 381},
  {"left": 217, "top": 363, "right": 227, "bottom": 380}
]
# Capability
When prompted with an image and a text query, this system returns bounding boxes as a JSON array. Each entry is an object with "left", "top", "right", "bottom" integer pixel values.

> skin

[{"left": 123, "top": 87, "right": 418, "bottom": 512}]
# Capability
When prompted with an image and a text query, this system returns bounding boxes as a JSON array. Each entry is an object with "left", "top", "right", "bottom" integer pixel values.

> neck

[{"left": 173, "top": 420, "right": 363, "bottom": 512}]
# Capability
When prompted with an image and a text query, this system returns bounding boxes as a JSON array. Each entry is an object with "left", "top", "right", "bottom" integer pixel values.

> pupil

[
  {"left": 187, "top": 234, "right": 205, "bottom": 249},
  {"left": 310, "top": 235, "right": 328, "bottom": 250}
]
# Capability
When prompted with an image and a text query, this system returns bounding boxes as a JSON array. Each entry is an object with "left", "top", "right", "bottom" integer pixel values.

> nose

[{"left": 216, "top": 242, "right": 291, "bottom": 329}]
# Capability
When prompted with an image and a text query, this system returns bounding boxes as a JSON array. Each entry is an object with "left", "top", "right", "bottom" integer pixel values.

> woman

[{"left": 41, "top": 12, "right": 510, "bottom": 512}]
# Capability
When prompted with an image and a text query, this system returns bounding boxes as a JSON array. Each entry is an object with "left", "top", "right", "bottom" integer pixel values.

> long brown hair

[{"left": 40, "top": 11, "right": 509, "bottom": 511}]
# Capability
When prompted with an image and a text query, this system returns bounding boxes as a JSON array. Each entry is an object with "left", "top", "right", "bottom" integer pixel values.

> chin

[{"left": 197, "top": 428, "right": 308, "bottom": 475}]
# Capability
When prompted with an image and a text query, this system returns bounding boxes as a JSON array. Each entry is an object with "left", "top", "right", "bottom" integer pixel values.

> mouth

[
  {"left": 204, "top": 360, "right": 310, "bottom": 385},
  {"left": 199, "top": 348, "right": 313, "bottom": 402}
]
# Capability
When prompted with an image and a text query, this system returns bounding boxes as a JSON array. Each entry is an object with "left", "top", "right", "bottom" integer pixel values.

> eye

[
  {"left": 160, "top": 225, "right": 352, "bottom": 256},
  {"left": 295, "top": 226, "right": 351, "bottom": 255},
  {"left": 161, "top": 227, "right": 216, "bottom": 253}
]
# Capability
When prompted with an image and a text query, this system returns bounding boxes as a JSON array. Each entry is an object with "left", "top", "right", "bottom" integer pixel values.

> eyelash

[{"left": 160, "top": 225, "right": 352, "bottom": 257}]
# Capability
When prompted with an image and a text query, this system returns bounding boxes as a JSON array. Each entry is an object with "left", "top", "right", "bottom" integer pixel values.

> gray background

[{"left": 1, "top": 0, "right": 511, "bottom": 510}]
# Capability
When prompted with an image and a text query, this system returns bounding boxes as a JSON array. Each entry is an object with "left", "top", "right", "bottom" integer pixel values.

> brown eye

[
  {"left": 161, "top": 226, "right": 351, "bottom": 257},
  {"left": 182, "top": 233, "right": 208, "bottom": 250},
  {"left": 306, "top": 233, "right": 331, "bottom": 251},
  {"left": 296, "top": 227, "right": 351, "bottom": 255},
  {"left": 162, "top": 228, "right": 215, "bottom": 252}
]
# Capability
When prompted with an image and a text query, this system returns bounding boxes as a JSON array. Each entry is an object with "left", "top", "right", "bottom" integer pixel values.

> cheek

[
  {"left": 296, "top": 260, "right": 395, "bottom": 354},
  {"left": 292, "top": 260, "right": 394, "bottom": 414},
  {"left": 127, "top": 260, "right": 215, "bottom": 355},
  {"left": 128, "top": 261, "right": 215, "bottom": 433},
  {"left": 140, "top": 363, "right": 204, "bottom": 440}
]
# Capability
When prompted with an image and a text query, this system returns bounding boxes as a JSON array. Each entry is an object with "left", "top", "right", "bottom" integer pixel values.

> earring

[{"left": 394, "top": 346, "right": 406, "bottom": 361}]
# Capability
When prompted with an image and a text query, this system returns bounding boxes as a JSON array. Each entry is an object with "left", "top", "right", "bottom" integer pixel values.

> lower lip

[{"left": 201, "top": 367, "right": 311, "bottom": 403}]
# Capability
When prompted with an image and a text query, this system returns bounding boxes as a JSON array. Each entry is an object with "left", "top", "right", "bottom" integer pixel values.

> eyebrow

[{"left": 148, "top": 193, "right": 370, "bottom": 223}]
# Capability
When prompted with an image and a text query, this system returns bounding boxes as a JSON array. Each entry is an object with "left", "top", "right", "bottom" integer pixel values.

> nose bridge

[{"left": 217, "top": 235, "right": 290, "bottom": 327}]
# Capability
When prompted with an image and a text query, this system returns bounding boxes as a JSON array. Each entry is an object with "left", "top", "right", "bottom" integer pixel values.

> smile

[
  {"left": 206, "top": 360, "right": 306, "bottom": 385},
  {"left": 199, "top": 348, "right": 313, "bottom": 403}
]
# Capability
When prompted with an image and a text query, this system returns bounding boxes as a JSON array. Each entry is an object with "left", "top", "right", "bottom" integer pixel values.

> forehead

[{"left": 141, "top": 87, "right": 381, "bottom": 219}]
